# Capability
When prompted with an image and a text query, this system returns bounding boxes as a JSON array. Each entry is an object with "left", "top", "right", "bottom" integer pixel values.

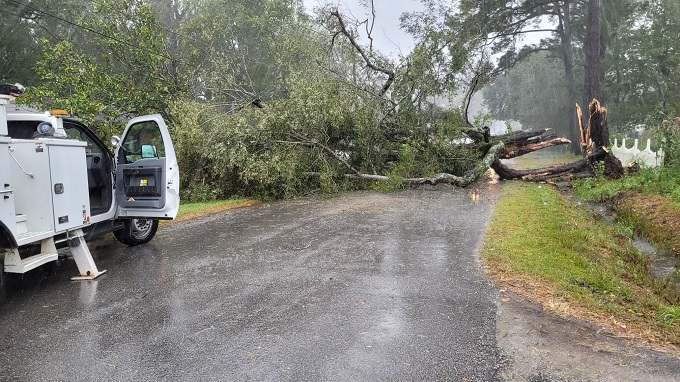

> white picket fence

[{"left": 611, "top": 138, "right": 664, "bottom": 168}]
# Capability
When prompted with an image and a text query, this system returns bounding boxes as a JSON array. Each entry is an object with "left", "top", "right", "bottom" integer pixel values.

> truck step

[
  {"left": 3, "top": 237, "right": 59, "bottom": 274},
  {"left": 14, "top": 231, "right": 55, "bottom": 246},
  {"left": 15, "top": 214, "right": 27, "bottom": 235},
  {"left": 4, "top": 253, "right": 58, "bottom": 274}
]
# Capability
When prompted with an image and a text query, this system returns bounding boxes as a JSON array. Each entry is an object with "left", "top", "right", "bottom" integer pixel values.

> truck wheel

[{"left": 113, "top": 219, "right": 159, "bottom": 246}]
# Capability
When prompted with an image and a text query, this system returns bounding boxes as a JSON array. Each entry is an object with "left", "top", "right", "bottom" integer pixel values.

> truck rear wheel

[{"left": 113, "top": 218, "right": 159, "bottom": 246}]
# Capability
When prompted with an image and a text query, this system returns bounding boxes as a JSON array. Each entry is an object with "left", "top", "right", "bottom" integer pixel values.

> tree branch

[
  {"left": 330, "top": 9, "right": 395, "bottom": 96},
  {"left": 488, "top": 28, "right": 559, "bottom": 40},
  {"left": 289, "top": 130, "right": 361, "bottom": 175},
  {"left": 499, "top": 129, "right": 572, "bottom": 158},
  {"left": 463, "top": 74, "right": 480, "bottom": 129},
  {"left": 309, "top": 142, "right": 505, "bottom": 187}
]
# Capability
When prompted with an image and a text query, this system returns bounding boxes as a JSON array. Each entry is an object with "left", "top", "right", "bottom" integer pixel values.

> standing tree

[{"left": 583, "top": 0, "right": 603, "bottom": 105}]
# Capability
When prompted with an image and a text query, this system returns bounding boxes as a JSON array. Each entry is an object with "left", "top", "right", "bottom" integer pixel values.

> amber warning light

[{"left": 49, "top": 109, "right": 69, "bottom": 117}]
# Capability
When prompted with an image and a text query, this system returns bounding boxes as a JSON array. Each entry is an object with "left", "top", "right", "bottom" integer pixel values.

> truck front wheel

[{"left": 113, "top": 218, "right": 159, "bottom": 246}]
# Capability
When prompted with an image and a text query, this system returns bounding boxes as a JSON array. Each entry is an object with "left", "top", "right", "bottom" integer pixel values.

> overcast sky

[
  {"left": 302, "top": 0, "right": 424, "bottom": 59},
  {"left": 302, "top": 1, "right": 555, "bottom": 60}
]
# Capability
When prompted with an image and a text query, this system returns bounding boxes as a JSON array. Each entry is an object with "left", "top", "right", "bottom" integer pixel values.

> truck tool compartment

[{"left": 5, "top": 138, "right": 90, "bottom": 245}]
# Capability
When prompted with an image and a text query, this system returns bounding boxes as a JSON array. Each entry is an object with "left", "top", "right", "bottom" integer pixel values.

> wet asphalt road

[{"left": 0, "top": 189, "right": 502, "bottom": 381}]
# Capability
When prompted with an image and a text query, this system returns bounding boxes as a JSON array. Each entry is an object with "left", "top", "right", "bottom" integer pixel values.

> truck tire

[{"left": 113, "top": 218, "right": 159, "bottom": 246}]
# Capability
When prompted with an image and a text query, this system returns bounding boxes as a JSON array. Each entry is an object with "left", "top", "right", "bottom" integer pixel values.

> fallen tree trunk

[
  {"left": 405, "top": 142, "right": 505, "bottom": 186},
  {"left": 577, "top": 100, "right": 624, "bottom": 178},
  {"left": 491, "top": 145, "right": 611, "bottom": 182},
  {"left": 498, "top": 129, "right": 572, "bottom": 159},
  {"left": 301, "top": 95, "right": 621, "bottom": 187},
  {"left": 306, "top": 99, "right": 621, "bottom": 186},
  {"left": 315, "top": 8, "right": 622, "bottom": 189},
  {"left": 307, "top": 142, "right": 506, "bottom": 187},
  {"left": 492, "top": 158, "right": 591, "bottom": 181},
  {"left": 489, "top": 98, "right": 623, "bottom": 182}
]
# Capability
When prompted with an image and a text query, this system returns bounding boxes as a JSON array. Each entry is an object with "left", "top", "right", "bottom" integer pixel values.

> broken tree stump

[
  {"left": 577, "top": 99, "right": 624, "bottom": 179},
  {"left": 491, "top": 98, "right": 624, "bottom": 182}
]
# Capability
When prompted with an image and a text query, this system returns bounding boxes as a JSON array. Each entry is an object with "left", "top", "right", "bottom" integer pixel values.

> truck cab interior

[{"left": 6, "top": 119, "right": 113, "bottom": 217}]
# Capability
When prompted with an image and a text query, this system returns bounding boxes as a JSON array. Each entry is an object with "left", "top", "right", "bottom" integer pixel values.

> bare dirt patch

[
  {"left": 496, "top": 291, "right": 680, "bottom": 382},
  {"left": 487, "top": 264, "right": 680, "bottom": 352}
]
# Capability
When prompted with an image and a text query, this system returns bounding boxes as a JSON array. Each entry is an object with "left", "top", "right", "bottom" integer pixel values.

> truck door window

[
  {"left": 63, "top": 124, "right": 104, "bottom": 160},
  {"left": 120, "top": 121, "right": 165, "bottom": 164},
  {"left": 64, "top": 127, "right": 94, "bottom": 152}
]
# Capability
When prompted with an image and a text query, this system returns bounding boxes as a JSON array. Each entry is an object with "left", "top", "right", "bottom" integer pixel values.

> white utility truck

[{"left": 0, "top": 84, "right": 180, "bottom": 283}]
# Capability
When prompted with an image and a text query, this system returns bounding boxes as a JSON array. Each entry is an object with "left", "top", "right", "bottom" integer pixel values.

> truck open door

[{"left": 114, "top": 114, "right": 180, "bottom": 219}]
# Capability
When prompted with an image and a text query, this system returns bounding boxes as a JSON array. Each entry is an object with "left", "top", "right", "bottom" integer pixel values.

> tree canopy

[{"left": 1, "top": 0, "right": 677, "bottom": 199}]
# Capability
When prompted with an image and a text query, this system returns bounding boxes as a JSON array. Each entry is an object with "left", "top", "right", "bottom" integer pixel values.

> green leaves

[
  {"left": 20, "top": 0, "right": 187, "bottom": 139},
  {"left": 11, "top": 0, "right": 486, "bottom": 200}
]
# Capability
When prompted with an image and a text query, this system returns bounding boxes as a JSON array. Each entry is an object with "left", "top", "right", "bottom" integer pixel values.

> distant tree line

[{"left": 460, "top": 0, "right": 680, "bottom": 152}]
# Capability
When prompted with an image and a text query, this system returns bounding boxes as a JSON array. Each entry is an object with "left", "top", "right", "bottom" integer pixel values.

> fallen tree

[
  {"left": 490, "top": 98, "right": 623, "bottom": 183},
  {"left": 313, "top": 8, "right": 624, "bottom": 188},
  {"left": 308, "top": 98, "right": 622, "bottom": 187}
]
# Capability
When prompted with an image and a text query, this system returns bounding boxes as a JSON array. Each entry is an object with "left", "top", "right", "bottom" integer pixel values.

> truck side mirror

[
  {"left": 141, "top": 144, "right": 157, "bottom": 159},
  {"left": 111, "top": 135, "right": 120, "bottom": 148}
]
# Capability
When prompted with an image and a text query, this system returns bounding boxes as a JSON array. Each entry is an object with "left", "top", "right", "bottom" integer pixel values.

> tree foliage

[
  {"left": 5, "top": 0, "right": 483, "bottom": 199},
  {"left": 2, "top": 0, "right": 678, "bottom": 199},
  {"left": 605, "top": 0, "right": 680, "bottom": 130},
  {"left": 455, "top": 0, "right": 680, "bottom": 146}
]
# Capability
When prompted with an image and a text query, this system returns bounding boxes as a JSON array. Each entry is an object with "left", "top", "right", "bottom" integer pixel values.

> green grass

[
  {"left": 573, "top": 166, "right": 680, "bottom": 204},
  {"left": 573, "top": 166, "right": 680, "bottom": 254},
  {"left": 176, "top": 198, "right": 258, "bottom": 220},
  {"left": 482, "top": 182, "right": 680, "bottom": 345},
  {"left": 661, "top": 306, "right": 680, "bottom": 327}
]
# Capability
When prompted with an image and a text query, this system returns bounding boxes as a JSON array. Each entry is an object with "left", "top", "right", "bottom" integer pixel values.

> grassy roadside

[
  {"left": 482, "top": 182, "right": 680, "bottom": 347},
  {"left": 573, "top": 167, "right": 680, "bottom": 204},
  {"left": 573, "top": 168, "right": 680, "bottom": 254},
  {"left": 172, "top": 198, "right": 259, "bottom": 222},
  {"left": 616, "top": 194, "right": 680, "bottom": 255}
]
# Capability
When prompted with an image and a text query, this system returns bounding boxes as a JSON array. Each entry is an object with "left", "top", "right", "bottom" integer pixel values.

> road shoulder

[
  {"left": 497, "top": 291, "right": 680, "bottom": 382},
  {"left": 482, "top": 181, "right": 680, "bottom": 380}
]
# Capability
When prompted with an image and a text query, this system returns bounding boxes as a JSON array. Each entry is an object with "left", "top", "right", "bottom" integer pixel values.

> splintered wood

[{"left": 492, "top": 98, "right": 623, "bottom": 182}]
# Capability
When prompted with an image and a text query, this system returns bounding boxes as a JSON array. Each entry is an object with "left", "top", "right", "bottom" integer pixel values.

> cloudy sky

[
  {"left": 302, "top": 0, "right": 425, "bottom": 59},
  {"left": 302, "top": 1, "right": 555, "bottom": 60}
]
